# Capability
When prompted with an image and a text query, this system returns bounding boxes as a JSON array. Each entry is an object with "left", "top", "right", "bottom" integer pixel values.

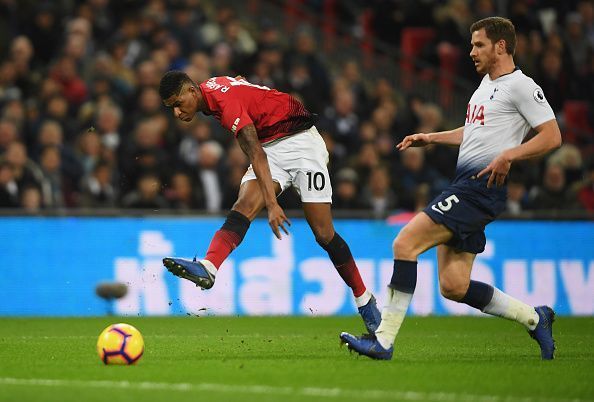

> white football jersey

[{"left": 456, "top": 69, "right": 555, "bottom": 180}]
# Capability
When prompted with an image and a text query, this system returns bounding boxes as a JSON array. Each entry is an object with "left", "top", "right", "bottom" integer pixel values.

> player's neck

[{"left": 488, "top": 58, "right": 516, "bottom": 81}]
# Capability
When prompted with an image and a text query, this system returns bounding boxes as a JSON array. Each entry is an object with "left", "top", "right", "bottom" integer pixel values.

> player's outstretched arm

[
  {"left": 477, "top": 119, "right": 562, "bottom": 188},
  {"left": 396, "top": 126, "right": 464, "bottom": 151},
  {"left": 237, "top": 124, "right": 291, "bottom": 239}
]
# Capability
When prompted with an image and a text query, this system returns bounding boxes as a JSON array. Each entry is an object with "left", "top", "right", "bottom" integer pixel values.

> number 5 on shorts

[{"left": 431, "top": 194, "right": 460, "bottom": 215}]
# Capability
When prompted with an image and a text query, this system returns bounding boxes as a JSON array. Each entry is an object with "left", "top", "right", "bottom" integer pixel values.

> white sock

[
  {"left": 482, "top": 288, "right": 539, "bottom": 330},
  {"left": 200, "top": 259, "right": 218, "bottom": 278},
  {"left": 375, "top": 287, "right": 413, "bottom": 349},
  {"left": 354, "top": 289, "right": 372, "bottom": 308}
]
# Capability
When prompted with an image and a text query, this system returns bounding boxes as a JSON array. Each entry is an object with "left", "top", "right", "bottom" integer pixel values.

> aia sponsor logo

[{"left": 466, "top": 104, "right": 485, "bottom": 125}]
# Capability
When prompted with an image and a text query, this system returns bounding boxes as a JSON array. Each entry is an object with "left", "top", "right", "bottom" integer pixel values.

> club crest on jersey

[
  {"left": 466, "top": 104, "right": 485, "bottom": 125},
  {"left": 533, "top": 88, "right": 546, "bottom": 103},
  {"left": 490, "top": 87, "right": 498, "bottom": 100}
]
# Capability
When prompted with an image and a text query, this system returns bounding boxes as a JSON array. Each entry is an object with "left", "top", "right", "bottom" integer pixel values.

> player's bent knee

[
  {"left": 392, "top": 235, "right": 417, "bottom": 260},
  {"left": 313, "top": 228, "right": 335, "bottom": 246},
  {"left": 231, "top": 199, "right": 261, "bottom": 221},
  {"left": 439, "top": 281, "right": 467, "bottom": 301}
]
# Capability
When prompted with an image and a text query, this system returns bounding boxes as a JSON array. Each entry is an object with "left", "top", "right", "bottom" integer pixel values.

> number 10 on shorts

[
  {"left": 431, "top": 194, "right": 460, "bottom": 215},
  {"left": 306, "top": 171, "right": 326, "bottom": 191}
]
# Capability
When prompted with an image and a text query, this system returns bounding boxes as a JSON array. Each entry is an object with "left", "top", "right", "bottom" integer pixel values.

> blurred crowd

[{"left": 0, "top": 0, "right": 593, "bottom": 217}]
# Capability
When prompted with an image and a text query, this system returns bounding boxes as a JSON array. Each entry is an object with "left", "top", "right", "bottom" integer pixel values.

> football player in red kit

[{"left": 159, "top": 71, "right": 381, "bottom": 333}]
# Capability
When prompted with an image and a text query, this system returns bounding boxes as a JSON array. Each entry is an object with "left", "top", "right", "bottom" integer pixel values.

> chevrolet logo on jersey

[{"left": 231, "top": 117, "right": 240, "bottom": 133}]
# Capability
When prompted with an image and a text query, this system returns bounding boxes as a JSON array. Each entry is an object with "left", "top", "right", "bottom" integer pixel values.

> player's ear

[{"left": 497, "top": 39, "right": 506, "bottom": 55}]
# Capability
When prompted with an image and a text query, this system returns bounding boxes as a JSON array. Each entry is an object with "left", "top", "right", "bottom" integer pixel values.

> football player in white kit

[{"left": 340, "top": 17, "right": 561, "bottom": 360}]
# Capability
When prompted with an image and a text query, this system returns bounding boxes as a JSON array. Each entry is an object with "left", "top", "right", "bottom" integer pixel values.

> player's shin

[
  {"left": 318, "top": 233, "right": 369, "bottom": 304},
  {"left": 204, "top": 210, "right": 251, "bottom": 270},
  {"left": 375, "top": 260, "right": 417, "bottom": 349}
]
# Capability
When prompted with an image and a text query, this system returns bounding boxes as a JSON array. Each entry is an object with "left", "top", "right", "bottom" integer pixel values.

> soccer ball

[{"left": 97, "top": 323, "right": 144, "bottom": 365}]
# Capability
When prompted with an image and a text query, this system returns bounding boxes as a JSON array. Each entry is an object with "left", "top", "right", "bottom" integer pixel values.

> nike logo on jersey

[{"left": 466, "top": 104, "right": 485, "bottom": 125}]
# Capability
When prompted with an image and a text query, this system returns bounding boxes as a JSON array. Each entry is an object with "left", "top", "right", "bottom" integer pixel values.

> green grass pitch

[{"left": 0, "top": 316, "right": 592, "bottom": 402}]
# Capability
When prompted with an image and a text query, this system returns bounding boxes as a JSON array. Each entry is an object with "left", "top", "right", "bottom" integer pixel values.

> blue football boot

[
  {"left": 163, "top": 257, "right": 215, "bottom": 289},
  {"left": 529, "top": 305, "right": 556, "bottom": 360},
  {"left": 358, "top": 295, "right": 382, "bottom": 334},
  {"left": 340, "top": 332, "right": 393, "bottom": 360}
]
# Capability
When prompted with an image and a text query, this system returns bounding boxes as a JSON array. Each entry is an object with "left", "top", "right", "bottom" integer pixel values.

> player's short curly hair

[
  {"left": 470, "top": 17, "right": 516, "bottom": 55},
  {"left": 158, "top": 70, "right": 194, "bottom": 100}
]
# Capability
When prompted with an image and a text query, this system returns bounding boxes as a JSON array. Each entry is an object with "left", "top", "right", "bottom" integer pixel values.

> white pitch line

[{"left": 0, "top": 378, "right": 590, "bottom": 402}]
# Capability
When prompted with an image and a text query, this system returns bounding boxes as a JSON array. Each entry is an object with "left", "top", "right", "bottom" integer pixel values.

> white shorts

[{"left": 241, "top": 126, "right": 333, "bottom": 203}]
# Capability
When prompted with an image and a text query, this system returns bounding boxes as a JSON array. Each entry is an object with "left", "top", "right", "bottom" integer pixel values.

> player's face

[
  {"left": 163, "top": 85, "right": 199, "bottom": 122},
  {"left": 470, "top": 29, "right": 497, "bottom": 75}
]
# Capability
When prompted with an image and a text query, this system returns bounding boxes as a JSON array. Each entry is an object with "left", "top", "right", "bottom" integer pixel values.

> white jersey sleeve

[{"left": 511, "top": 78, "right": 555, "bottom": 128}]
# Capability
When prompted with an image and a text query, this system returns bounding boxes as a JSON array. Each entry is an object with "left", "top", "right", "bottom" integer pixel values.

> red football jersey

[{"left": 198, "top": 76, "right": 315, "bottom": 143}]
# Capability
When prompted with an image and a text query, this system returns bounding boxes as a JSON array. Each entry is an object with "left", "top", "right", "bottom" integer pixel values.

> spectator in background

[
  {"left": 165, "top": 171, "right": 201, "bottom": 210},
  {"left": 35, "top": 120, "right": 83, "bottom": 190},
  {"left": 119, "top": 118, "right": 170, "bottom": 194},
  {"left": 178, "top": 118, "right": 212, "bottom": 167},
  {"left": 578, "top": 0, "right": 594, "bottom": 46},
  {"left": 564, "top": 13, "right": 590, "bottom": 76},
  {"left": 9, "top": 36, "right": 37, "bottom": 99},
  {"left": 0, "top": 160, "right": 18, "bottom": 207},
  {"left": 340, "top": 60, "right": 370, "bottom": 117},
  {"left": 49, "top": 56, "right": 88, "bottom": 107},
  {"left": 80, "top": 160, "right": 117, "bottom": 208},
  {"left": 121, "top": 172, "right": 168, "bottom": 209},
  {"left": 349, "top": 141, "right": 380, "bottom": 185},
  {"left": 536, "top": 49, "right": 570, "bottom": 114},
  {"left": 530, "top": 163, "right": 582, "bottom": 210},
  {"left": 320, "top": 87, "right": 359, "bottom": 151},
  {"left": 547, "top": 143, "right": 584, "bottom": 187},
  {"left": 76, "top": 128, "right": 103, "bottom": 176},
  {"left": 43, "top": 95, "right": 78, "bottom": 143},
  {"left": 95, "top": 103, "right": 122, "bottom": 153},
  {"left": 0, "top": 119, "right": 19, "bottom": 153},
  {"left": 506, "top": 178, "right": 530, "bottom": 215},
  {"left": 194, "top": 140, "right": 226, "bottom": 213},
  {"left": 0, "top": 0, "right": 591, "bottom": 217},
  {"left": 2, "top": 141, "right": 44, "bottom": 191},
  {"left": 397, "top": 147, "right": 447, "bottom": 211},
  {"left": 38, "top": 145, "right": 66, "bottom": 208},
  {"left": 27, "top": 3, "right": 61, "bottom": 66},
  {"left": 417, "top": 103, "right": 457, "bottom": 179},
  {"left": 362, "top": 164, "right": 398, "bottom": 218},
  {"left": 576, "top": 161, "right": 594, "bottom": 211},
  {"left": 285, "top": 60, "right": 319, "bottom": 113},
  {"left": 20, "top": 185, "right": 43, "bottom": 213},
  {"left": 332, "top": 167, "right": 367, "bottom": 210},
  {"left": 285, "top": 28, "right": 331, "bottom": 106}
]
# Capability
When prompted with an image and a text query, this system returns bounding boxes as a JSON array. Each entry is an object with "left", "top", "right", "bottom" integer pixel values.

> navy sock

[
  {"left": 318, "top": 233, "right": 366, "bottom": 297},
  {"left": 389, "top": 260, "right": 417, "bottom": 294},
  {"left": 460, "top": 280, "right": 495, "bottom": 310}
]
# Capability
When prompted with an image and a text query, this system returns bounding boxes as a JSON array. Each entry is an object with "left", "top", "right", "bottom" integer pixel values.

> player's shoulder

[
  {"left": 506, "top": 70, "right": 545, "bottom": 99},
  {"left": 200, "top": 76, "right": 231, "bottom": 91},
  {"left": 507, "top": 69, "right": 537, "bottom": 86}
]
